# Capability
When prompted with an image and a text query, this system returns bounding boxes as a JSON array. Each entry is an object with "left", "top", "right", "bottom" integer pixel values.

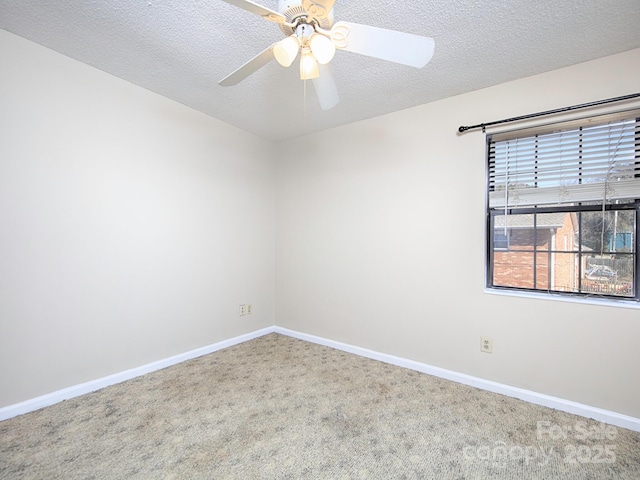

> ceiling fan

[{"left": 218, "top": 0, "right": 435, "bottom": 110}]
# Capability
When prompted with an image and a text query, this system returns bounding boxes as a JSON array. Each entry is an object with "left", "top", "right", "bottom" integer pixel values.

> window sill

[{"left": 484, "top": 287, "right": 640, "bottom": 310}]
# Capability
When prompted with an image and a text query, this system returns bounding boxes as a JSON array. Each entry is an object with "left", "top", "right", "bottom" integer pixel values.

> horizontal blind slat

[{"left": 488, "top": 178, "right": 640, "bottom": 207}]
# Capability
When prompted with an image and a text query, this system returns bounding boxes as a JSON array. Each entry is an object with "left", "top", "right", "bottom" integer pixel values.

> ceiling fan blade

[
  {"left": 219, "top": 0, "right": 286, "bottom": 24},
  {"left": 331, "top": 21, "right": 435, "bottom": 68},
  {"left": 312, "top": 64, "right": 340, "bottom": 110},
  {"left": 302, "top": 0, "right": 336, "bottom": 21},
  {"left": 219, "top": 44, "right": 276, "bottom": 86}
]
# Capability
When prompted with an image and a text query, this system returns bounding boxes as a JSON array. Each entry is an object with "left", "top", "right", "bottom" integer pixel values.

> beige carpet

[{"left": 1, "top": 333, "right": 639, "bottom": 479}]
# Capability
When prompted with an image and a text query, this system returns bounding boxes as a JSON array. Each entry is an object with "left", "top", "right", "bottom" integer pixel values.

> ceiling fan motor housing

[{"left": 277, "top": 0, "right": 334, "bottom": 35}]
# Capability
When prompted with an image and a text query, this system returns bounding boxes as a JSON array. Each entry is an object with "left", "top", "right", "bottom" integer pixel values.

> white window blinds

[{"left": 488, "top": 116, "right": 640, "bottom": 208}]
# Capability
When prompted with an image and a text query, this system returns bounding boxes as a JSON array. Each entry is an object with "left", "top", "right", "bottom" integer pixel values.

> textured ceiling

[{"left": 2, "top": 0, "right": 640, "bottom": 141}]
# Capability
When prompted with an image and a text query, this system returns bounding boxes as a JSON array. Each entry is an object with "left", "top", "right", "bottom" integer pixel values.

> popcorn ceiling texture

[
  {"left": 1, "top": 334, "right": 639, "bottom": 479},
  {"left": 1, "top": 0, "right": 639, "bottom": 140}
]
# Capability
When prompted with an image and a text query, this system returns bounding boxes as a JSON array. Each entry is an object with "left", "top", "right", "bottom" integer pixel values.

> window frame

[{"left": 485, "top": 115, "right": 640, "bottom": 305}]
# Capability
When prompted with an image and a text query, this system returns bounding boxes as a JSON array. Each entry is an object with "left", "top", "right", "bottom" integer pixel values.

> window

[{"left": 486, "top": 112, "right": 640, "bottom": 302}]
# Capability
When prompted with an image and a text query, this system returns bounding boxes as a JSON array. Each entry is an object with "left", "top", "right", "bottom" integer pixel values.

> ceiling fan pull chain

[{"left": 303, "top": 79, "right": 308, "bottom": 117}]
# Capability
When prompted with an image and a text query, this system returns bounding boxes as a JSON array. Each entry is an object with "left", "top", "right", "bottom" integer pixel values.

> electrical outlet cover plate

[{"left": 481, "top": 336, "right": 493, "bottom": 353}]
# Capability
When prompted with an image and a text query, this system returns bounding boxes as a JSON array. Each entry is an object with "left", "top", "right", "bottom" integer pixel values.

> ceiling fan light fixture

[
  {"left": 274, "top": 35, "right": 300, "bottom": 67},
  {"left": 218, "top": 0, "right": 436, "bottom": 113},
  {"left": 309, "top": 33, "right": 335, "bottom": 64},
  {"left": 299, "top": 49, "right": 320, "bottom": 79}
]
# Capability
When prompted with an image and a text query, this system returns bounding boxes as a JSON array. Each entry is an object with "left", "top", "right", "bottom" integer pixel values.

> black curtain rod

[{"left": 457, "top": 93, "right": 640, "bottom": 133}]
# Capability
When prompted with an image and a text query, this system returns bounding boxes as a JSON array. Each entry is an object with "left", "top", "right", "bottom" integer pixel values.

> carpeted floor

[{"left": 1, "top": 333, "right": 639, "bottom": 479}]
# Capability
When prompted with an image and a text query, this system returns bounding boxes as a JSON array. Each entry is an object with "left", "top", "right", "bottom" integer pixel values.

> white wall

[
  {"left": 276, "top": 49, "right": 640, "bottom": 418},
  {"left": 0, "top": 30, "right": 276, "bottom": 407}
]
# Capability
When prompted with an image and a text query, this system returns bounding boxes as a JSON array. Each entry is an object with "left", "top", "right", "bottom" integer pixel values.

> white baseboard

[
  {"left": 274, "top": 326, "right": 640, "bottom": 433},
  {"left": 3, "top": 325, "right": 639, "bottom": 433},
  {"left": 0, "top": 327, "right": 274, "bottom": 422}
]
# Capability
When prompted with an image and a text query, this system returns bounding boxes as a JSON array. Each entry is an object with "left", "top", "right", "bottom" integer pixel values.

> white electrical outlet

[
  {"left": 239, "top": 304, "right": 247, "bottom": 316},
  {"left": 481, "top": 336, "right": 493, "bottom": 353}
]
